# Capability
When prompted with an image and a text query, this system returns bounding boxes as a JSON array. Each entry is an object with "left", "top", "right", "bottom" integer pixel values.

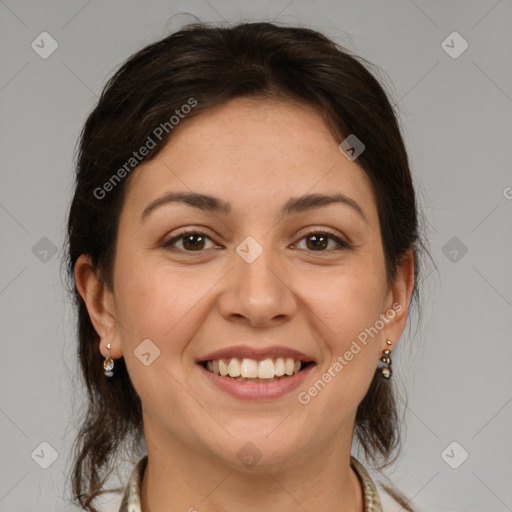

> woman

[{"left": 67, "top": 21, "right": 423, "bottom": 512}]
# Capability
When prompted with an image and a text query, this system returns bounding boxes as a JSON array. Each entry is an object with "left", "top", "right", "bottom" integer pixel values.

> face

[{"left": 78, "top": 97, "right": 412, "bottom": 472}]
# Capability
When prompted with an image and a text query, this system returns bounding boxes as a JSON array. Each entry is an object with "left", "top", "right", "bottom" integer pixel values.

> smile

[
  {"left": 202, "top": 357, "right": 313, "bottom": 382},
  {"left": 198, "top": 357, "right": 316, "bottom": 400}
]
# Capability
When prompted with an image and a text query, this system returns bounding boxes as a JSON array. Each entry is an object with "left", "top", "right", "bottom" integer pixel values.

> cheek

[
  {"left": 299, "top": 262, "right": 386, "bottom": 343},
  {"left": 113, "top": 252, "right": 220, "bottom": 343},
  {"left": 294, "top": 258, "right": 387, "bottom": 406},
  {"left": 112, "top": 255, "right": 210, "bottom": 407}
]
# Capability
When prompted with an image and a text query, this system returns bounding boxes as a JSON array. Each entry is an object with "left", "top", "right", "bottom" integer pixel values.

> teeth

[
  {"left": 228, "top": 358, "right": 241, "bottom": 377},
  {"left": 258, "top": 359, "right": 274, "bottom": 379},
  {"left": 274, "top": 357, "right": 285, "bottom": 376},
  {"left": 204, "top": 357, "right": 305, "bottom": 379},
  {"left": 241, "top": 358, "right": 258, "bottom": 378},
  {"left": 219, "top": 359, "right": 229, "bottom": 376}
]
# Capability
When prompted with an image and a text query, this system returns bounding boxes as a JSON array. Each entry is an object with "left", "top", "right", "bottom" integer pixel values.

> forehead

[{"left": 123, "top": 97, "right": 377, "bottom": 221}]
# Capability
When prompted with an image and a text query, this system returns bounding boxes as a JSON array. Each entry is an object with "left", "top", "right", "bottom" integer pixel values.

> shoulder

[
  {"left": 95, "top": 455, "right": 147, "bottom": 512},
  {"left": 376, "top": 483, "right": 415, "bottom": 512},
  {"left": 93, "top": 491, "right": 123, "bottom": 512},
  {"left": 375, "top": 477, "right": 464, "bottom": 512},
  {"left": 352, "top": 457, "right": 450, "bottom": 512}
]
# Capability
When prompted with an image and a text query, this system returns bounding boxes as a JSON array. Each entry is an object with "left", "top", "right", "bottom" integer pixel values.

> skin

[{"left": 75, "top": 97, "right": 414, "bottom": 512}]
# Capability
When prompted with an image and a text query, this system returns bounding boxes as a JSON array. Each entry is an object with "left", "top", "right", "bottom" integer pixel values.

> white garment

[
  {"left": 96, "top": 457, "right": 459, "bottom": 512},
  {"left": 100, "top": 486, "right": 418, "bottom": 512}
]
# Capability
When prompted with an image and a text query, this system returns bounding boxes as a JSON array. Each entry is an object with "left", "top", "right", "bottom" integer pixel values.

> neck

[{"left": 140, "top": 424, "right": 364, "bottom": 512}]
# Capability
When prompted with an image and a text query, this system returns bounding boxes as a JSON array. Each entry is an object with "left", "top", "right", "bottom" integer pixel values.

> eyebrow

[{"left": 140, "top": 191, "right": 367, "bottom": 223}]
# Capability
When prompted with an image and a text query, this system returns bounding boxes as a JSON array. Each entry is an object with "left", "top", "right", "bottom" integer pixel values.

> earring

[
  {"left": 380, "top": 340, "right": 392, "bottom": 379},
  {"left": 103, "top": 343, "right": 114, "bottom": 377}
]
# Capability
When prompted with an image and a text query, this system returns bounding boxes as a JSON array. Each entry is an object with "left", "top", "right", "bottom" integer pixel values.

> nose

[{"left": 217, "top": 244, "right": 298, "bottom": 328}]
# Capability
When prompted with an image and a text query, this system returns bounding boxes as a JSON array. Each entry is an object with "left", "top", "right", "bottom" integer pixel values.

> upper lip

[{"left": 197, "top": 345, "right": 316, "bottom": 363}]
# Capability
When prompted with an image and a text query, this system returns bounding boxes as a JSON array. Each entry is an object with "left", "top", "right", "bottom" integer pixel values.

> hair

[{"left": 66, "top": 20, "right": 423, "bottom": 511}]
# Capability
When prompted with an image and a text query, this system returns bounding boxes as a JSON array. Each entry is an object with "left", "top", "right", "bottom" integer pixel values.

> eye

[
  {"left": 162, "top": 231, "right": 218, "bottom": 252},
  {"left": 294, "top": 230, "right": 350, "bottom": 252},
  {"left": 162, "top": 229, "right": 349, "bottom": 253}
]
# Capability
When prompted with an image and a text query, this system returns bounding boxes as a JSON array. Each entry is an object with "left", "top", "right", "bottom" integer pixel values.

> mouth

[
  {"left": 196, "top": 345, "right": 317, "bottom": 399},
  {"left": 199, "top": 357, "right": 316, "bottom": 383}
]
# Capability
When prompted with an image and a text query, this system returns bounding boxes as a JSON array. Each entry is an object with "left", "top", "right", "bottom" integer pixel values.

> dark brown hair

[{"left": 66, "top": 21, "right": 422, "bottom": 511}]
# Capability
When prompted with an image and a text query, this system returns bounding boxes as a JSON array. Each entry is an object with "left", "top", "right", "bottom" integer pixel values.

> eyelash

[{"left": 162, "top": 228, "right": 351, "bottom": 253}]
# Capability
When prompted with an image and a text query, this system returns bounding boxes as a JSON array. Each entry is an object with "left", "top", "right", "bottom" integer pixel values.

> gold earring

[
  {"left": 103, "top": 343, "right": 114, "bottom": 377},
  {"left": 380, "top": 340, "right": 392, "bottom": 379}
]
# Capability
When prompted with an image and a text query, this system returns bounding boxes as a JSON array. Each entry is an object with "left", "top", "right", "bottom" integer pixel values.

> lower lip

[{"left": 198, "top": 363, "right": 315, "bottom": 401}]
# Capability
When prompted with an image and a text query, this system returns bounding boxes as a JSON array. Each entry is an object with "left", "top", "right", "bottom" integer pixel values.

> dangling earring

[
  {"left": 103, "top": 343, "right": 114, "bottom": 377},
  {"left": 380, "top": 340, "right": 392, "bottom": 379}
]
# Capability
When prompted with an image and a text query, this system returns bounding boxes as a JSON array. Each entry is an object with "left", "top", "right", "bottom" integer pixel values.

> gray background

[{"left": 1, "top": 1, "right": 511, "bottom": 511}]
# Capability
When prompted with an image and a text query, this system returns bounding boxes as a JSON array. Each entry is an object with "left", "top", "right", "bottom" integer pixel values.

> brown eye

[
  {"left": 294, "top": 230, "right": 350, "bottom": 252},
  {"left": 182, "top": 233, "right": 206, "bottom": 251},
  {"left": 306, "top": 233, "right": 329, "bottom": 250},
  {"left": 163, "top": 231, "right": 217, "bottom": 252}
]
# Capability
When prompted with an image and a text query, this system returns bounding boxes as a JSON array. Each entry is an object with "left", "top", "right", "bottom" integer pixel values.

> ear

[
  {"left": 74, "top": 254, "right": 123, "bottom": 359},
  {"left": 381, "top": 248, "right": 415, "bottom": 348}
]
